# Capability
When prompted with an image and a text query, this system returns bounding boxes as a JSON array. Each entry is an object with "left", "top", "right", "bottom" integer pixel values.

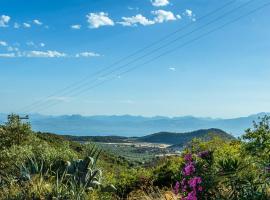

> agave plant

[
  {"left": 18, "top": 156, "right": 47, "bottom": 181},
  {"left": 66, "top": 156, "right": 102, "bottom": 190}
]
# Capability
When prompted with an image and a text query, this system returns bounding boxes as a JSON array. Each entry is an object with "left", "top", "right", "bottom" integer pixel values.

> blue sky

[{"left": 0, "top": 0, "right": 270, "bottom": 118}]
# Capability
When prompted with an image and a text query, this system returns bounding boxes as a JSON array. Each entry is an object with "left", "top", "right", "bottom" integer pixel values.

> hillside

[
  {"left": 137, "top": 128, "right": 234, "bottom": 145},
  {"left": 1, "top": 114, "right": 270, "bottom": 200},
  {"left": 61, "top": 128, "right": 234, "bottom": 147}
]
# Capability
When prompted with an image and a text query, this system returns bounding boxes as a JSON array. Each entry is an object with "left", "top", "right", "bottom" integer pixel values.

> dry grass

[{"left": 127, "top": 187, "right": 177, "bottom": 200}]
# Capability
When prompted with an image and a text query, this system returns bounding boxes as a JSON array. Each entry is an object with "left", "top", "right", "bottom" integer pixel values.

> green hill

[{"left": 137, "top": 128, "right": 234, "bottom": 145}]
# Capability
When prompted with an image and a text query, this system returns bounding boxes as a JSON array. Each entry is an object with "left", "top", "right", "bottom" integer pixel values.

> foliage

[
  {"left": 0, "top": 115, "right": 116, "bottom": 200},
  {"left": 0, "top": 114, "right": 31, "bottom": 150},
  {"left": 1, "top": 114, "right": 270, "bottom": 200},
  {"left": 152, "top": 157, "right": 183, "bottom": 187},
  {"left": 242, "top": 115, "right": 270, "bottom": 161},
  {"left": 172, "top": 117, "right": 270, "bottom": 200}
]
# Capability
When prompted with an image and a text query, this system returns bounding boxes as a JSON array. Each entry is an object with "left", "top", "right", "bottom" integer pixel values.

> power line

[
  {"left": 25, "top": 0, "right": 257, "bottom": 112},
  {"left": 18, "top": 0, "right": 238, "bottom": 113},
  {"left": 22, "top": 0, "right": 251, "bottom": 113},
  {"left": 31, "top": 0, "right": 270, "bottom": 113}
]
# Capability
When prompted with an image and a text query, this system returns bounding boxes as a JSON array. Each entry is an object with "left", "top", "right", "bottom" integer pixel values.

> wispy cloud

[
  {"left": 0, "top": 48, "right": 103, "bottom": 58},
  {"left": 11, "top": 19, "right": 45, "bottom": 29},
  {"left": 151, "top": 0, "right": 169, "bottom": 7},
  {"left": 40, "top": 43, "right": 45, "bottom": 47},
  {"left": 127, "top": 6, "right": 139, "bottom": 11},
  {"left": 7, "top": 46, "right": 19, "bottom": 52},
  {"left": 25, "top": 50, "right": 66, "bottom": 58},
  {"left": 75, "top": 52, "right": 100, "bottom": 57},
  {"left": 26, "top": 41, "right": 35, "bottom": 46},
  {"left": 118, "top": 14, "right": 155, "bottom": 26},
  {"left": 86, "top": 12, "right": 114, "bottom": 29},
  {"left": 184, "top": 9, "right": 196, "bottom": 21},
  {"left": 0, "top": 41, "right": 7, "bottom": 46},
  {"left": 14, "top": 22, "right": 20, "bottom": 28},
  {"left": 25, "top": 41, "right": 46, "bottom": 48},
  {"left": 0, "top": 53, "right": 15, "bottom": 58},
  {"left": 33, "top": 19, "right": 43, "bottom": 25},
  {"left": 0, "top": 15, "right": 11, "bottom": 27},
  {"left": 71, "top": 24, "right": 81, "bottom": 29},
  {"left": 23, "top": 22, "right": 31, "bottom": 28},
  {"left": 169, "top": 67, "right": 176, "bottom": 71}
]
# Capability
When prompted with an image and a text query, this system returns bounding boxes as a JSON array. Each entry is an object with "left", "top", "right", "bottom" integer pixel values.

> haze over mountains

[{"left": 0, "top": 113, "right": 268, "bottom": 137}]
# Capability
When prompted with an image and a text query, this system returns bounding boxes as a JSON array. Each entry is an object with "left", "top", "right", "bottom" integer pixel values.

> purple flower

[
  {"left": 186, "top": 191, "right": 197, "bottom": 200},
  {"left": 181, "top": 178, "right": 186, "bottom": 186},
  {"left": 184, "top": 153, "right": 193, "bottom": 162},
  {"left": 188, "top": 177, "right": 202, "bottom": 188},
  {"left": 181, "top": 179, "right": 187, "bottom": 192},
  {"left": 198, "top": 150, "right": 210, "bottom": 159},
  {"left": 183, "top": 163, "right": 195, "bottom": 176},
  {"left": 173, "top": 181, "right": 180, "bottom": 195}
]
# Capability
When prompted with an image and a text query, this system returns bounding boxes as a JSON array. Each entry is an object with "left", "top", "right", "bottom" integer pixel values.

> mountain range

[{"left": 0, "top": 113, "right": 268, "bottom": 137}]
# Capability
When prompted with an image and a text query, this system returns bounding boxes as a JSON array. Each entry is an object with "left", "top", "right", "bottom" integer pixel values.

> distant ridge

[
  {"left": 0, "top": 113, "right": 269, "bottom": 136},
  {"left": 137, "top": 128, "right": 234, "bottom": 145}
]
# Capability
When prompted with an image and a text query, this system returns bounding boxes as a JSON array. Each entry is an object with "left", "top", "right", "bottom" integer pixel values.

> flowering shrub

[{"left": 174, "top": 151, "right": 214, "bottom": 200}]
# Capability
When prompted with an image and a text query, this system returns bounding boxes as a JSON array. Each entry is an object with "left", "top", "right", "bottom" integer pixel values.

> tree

[
  {"left": 242, "top": 115, "right": 270, "bottom": 165},
  {"left": 0, "top": 114, "right": 31, "bottom": 149}
]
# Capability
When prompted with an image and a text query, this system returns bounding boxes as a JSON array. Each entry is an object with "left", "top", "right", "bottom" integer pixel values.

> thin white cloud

[
  {"left": 151, "top": 0, "right": 169, "bottom": 7},
  {"left": 0, "top": 15, "right": 11, "bottom": 27},
  {"left": 127, "top": 6, "right": 139, "bottom": 11},
  {"left": 185, "top": 9, "right": 193, "bottom": 17},
  {"left": 176, "top": 14, "right": 181, "bottom": 19},
  {"left": 26, "top": 41, "right": 35, "bottom": 46},
  {"left": 118, "top": 14, "right": 155, "bottom": 26},
  {"left": 0, "top": 53, "right": 15, "bottom": 58},
  {"left": 169, "top": 67, "right": 176, "bottom": 71},
  {"left": 23, "top": 23, "right": 31, "bottom": 28},
  {"left": 152, "top": 10, "right": 179, "bottom": 23},
  {"left": 0, "top": 48, "right": 70, "bottom": 58},
  {"left": 7, "top": 46, "right": 19, "bottom": 52},
  {"left": 33, "top": 19, "right": 42, "bottom": 25},
  {"left": 71, "top": 24, "right": 81, "bottom": 29},
  {"left": 26, "top": 41, "right": 45, "bottom": 48},
  {"left": 0, "top": 41, "right": 7, "bottom": 46},
  {"left": 40, "top": 43, "right": 45, "bottom": 47},
  {"left": 25, "top": 50, "right": 66, "bottom": 58},
  {"left": 86, "top": 12, "right": 114, "bottom": 29},
  {"left": 184, "top": 9, "right": 196, "bottom": 21},
  {"left": 75, "top": 52, "right": 100, "bottom": 57},
  {"left": 14, "top": 22, "right": 20, "bottom": 29}
]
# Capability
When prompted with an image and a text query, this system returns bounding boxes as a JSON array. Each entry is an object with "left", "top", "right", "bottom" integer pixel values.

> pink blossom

[
  {"left": 183, "top": 163, "right": 195, "bottom": 176},
  {"left": 184, "top": 153, "right": 193, "bottom": 162},
  {"left": 188, "top": 177, "right": 202, "bottom": 188},
  {"left": 173, "top": 181, "right": 180, "bottom": 195},
  {"left": 186, "top": 191, "right": 197, "bottom": 200}
]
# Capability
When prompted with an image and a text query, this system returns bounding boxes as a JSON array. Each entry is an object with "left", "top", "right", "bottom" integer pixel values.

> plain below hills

[{"left": 64, "top": 128, "right": 234, "bottom": 146}]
